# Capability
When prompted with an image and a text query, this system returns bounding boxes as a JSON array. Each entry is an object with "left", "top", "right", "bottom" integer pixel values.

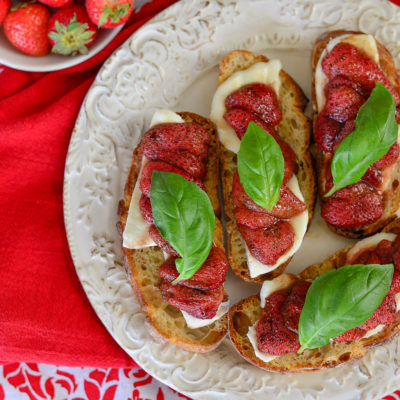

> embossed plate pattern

[{"left": 63, "top": 1, "right": 400, "bottom": 399}]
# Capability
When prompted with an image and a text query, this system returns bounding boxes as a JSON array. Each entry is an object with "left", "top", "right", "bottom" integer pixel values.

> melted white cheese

[
  {"left": 247, "top": 175, "right": 309, "bottom": 278},
  {"left": 315, "top": 34, "right": 379, "bottom": 112},
  {"left": 181, "top": 300, "right": 230, "bottom": 329},
  {"left": 210, "top": 60, "right": 282, "bottom": 153},
  {"left": 122, "top": 110, "right": 184, "bottom": 249},
  {"left": 346, "top": 232, "right": 397, "bottom": 264},
  {"left": 259, "top": 274, "right": 298, "bottom": 308}
]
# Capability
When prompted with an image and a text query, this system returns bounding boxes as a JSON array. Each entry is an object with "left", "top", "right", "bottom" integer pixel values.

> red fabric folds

[{"left": 0, "top": 0, "right": 178, "bottom": 368}]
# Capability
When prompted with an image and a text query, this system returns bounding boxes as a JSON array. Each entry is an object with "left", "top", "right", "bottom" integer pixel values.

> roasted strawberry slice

[
  {"left": 159, "top": 281, "right": 224, "bottom": 319},
  {"left": 233, "top": 206, "right": 279, "bottom": 229},
  {"left": 373, "top": 143, "right": 400, "bottom": 170},
  {"left": 391, "top": 235, "right": 400, "bottom": 271},
  {"left": 256, "top": 290, "right": 300, "bottom": 355},
  {"left": 139, "top": 194, "right": 153, "bottom": 224},
  {"left": 324, "top": 75, "right": 370, "bottom": 98},
  {"left": 223, "top": 108, "right": 274, "bottom": 139},
  {"left": 282, "top": 280, "right": 311, "bottom": 332},
  {"left": 141, "top": 146, "right": 206, "bottom": 178},
  {"left": 225, "top": 83, "right": 282, "bottom": 126},
  {"left": 232, "top": 173, "right": 305, "bottom": 218},
  {"left": 375, "top": 239, "right": 393, "bottom": 264},
  {"left": 321, "top": 182, "right": 383, "bottom": 228},
  {"left": 141, "top": 122, "right": 210, "bottom": 158},
  {"left": 389, "top": 270, "right": 400, "bottom": 295},
  {"left": 148, "top": 225, "right": 179, "bottom": 257},
  {"left": 333, "top": 118, "right": 355, "bottom": 152},
  {"left": 314, "top": 112, "right": 342, "bottom": 152},
  {"left": 335, "top": 327, "right": 366, "bottom": 342},
  {"left": 324, "top": 85, "right": 365, "bottom": 123},
  {"left": 139, "top": 161, "right": 205, "bottom": 197},
  {"left": 322, "top": 42, "right": 400, "bottom": 105},
  {"left": 238, "top": 221, "right": 295, "bottom": 265},
  {"left": 158, "top": 246, "right": 228, "bottom": 290},
  {"left": 361, "top": 165, "right": 383, "bottom": 189},
  {"left": 359, "top": 294, "right": 396, "bottom": 331}
]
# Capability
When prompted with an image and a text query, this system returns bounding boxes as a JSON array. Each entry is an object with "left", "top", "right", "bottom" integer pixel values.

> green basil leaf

[
  {"left": 326, "top": 82, "right": 398, "bottom": 197},
  {"left": 150, "top": 170, "right": 215, "bottom": 282},
  {"left": 237, "top": 121, "right": 284, "bottom": 212},
  {"left": 298, "top": 263, "right": 394, "bottom": 353}
]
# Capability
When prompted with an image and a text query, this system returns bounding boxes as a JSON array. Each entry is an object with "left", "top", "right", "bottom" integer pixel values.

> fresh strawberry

[
  {"left": 0, "top": 0, "right": 11, "bottom": 26},
  {"left": 4, "top": 2, "right": 51, "bottom": 56},
  {"left": 238, "top": 221, "right": 295, "bottom": 265},
  {"left": 322, "top": 42, "right": 400, "bottom": 105},
  {"left": 322, "top": 181, "right": 383, "bottom": 228},
  {"left": 48, "top": 5, "right": 97, "bottom": 56},
  {"left": 139, "top": 161, "right": 205, "bottom": 197},
  {"left": 256, "top": 290, "right": 300, "bottom": 355},
  {"left": 233, "top": 206, "right": 278, "bottom": 229},
  {"left": 314, "top": 112, "right": 342, "bottom": 152},
  {"left": 158, "top": 246, "right": 228, "bottom": 290},
  {"left": 38, "top": 0, "right": 73, "bottom": 7},
  {"left": 86, "top": 0, "right": 133, "bottom": 28},
  {"left": 225, "top": 83, "right": 282, "bottom": 126},
  {"left": 373, "top": 143, "right": 400, "bottom": 170},
  {"left": 324, "top": 85, "right": 365, "bottom": 123},
  {"left": 159, "top": 281, "right": 223, "bottom": 319}
]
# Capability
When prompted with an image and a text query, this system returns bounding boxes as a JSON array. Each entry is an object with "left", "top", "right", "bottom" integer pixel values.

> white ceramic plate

[{"left": 63, "top": 0, "right": 400, "bottom": 399}]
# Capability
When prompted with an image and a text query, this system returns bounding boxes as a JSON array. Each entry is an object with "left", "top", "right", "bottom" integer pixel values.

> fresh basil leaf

[
  {"left": 298, "top": 263, "right": 393, "bottom": 353},
  {"left": 150, "top": 170, "right": 215, "bottom": 282},
  {"left": 237, "top": 121, "right": 284, "bottom": 212},
  {"left": 326, "top": 83, "right": 398, "bottom": 197}
]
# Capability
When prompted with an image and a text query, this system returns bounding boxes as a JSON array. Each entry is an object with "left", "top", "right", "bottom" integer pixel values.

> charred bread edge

[
  {"left": 218, "top": 50, "right": 316, "bottom": 283},
  {"left": 228, "top": 218, "right": 400, "bottom": 372},
  {"left": 311, "top": 30, "right": 400, "bottom": 238},
  {"left": 117, "top": 111, "right": 228, "bottom": 353}
]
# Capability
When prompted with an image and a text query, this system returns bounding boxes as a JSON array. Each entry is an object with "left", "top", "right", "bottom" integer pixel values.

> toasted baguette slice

[
  {"left": 312, "top": 30, "right": 400, "bottom": 238},
  {"left": 117, "top": 112, "right": 228, "bottom": 353},
  {"left": 229, "top": 218, "right": 400, "bottom": 372},
  {"left": 216, "top": 50, "right": 316, "bottom": 283}
]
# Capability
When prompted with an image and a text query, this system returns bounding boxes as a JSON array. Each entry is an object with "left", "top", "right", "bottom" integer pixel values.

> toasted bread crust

[
  {"left": 217, "top": 50, "right": 316, "bottom": 283},
  {"left": 117, "top": 112, "right": 228, "bottom": 353},
  {"left": 312, "top": 30, "right": 400, "bottom": 238},
  {"left": 229, "top": 222, "right": 400, "bottom": 371}
]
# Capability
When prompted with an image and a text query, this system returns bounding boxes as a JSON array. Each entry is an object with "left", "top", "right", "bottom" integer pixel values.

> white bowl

[{"left": 0, "top": 24, "right": 123, "bottom": 72}]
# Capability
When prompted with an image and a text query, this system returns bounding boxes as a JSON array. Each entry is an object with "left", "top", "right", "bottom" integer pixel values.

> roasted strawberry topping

[
  {"left": 238, "top": 221, "right": 295, "bottom": 265},
  {"left": 321, "top": 182, "right": 383, "bottom": 228},
  {"left": 159, "top": 281, "right": 224, "bottom": 319},
  {"left": 139, "top": 161, "right": 205, "bottom": 197},
  {"left": 148, "top": 225, "right": 179, "bottom": 257},
  {"left": 141, "top": 122, "right": 210, "bottom": 158},
  {"left": 282, "top": 280, "right": 311, "bottom": 332},
  {"left": 256, "top": 290, "right": 300, "bottom": 355},
  {"left": 316, "top": 41, "right": 400, "bottom": 229},
  {"left": 233, "top": 206, "right": 279, "bottom": 229},
  {"left": 158, "top": 246, "right": 228, "bottom": 290},
  {"left": 224, "top": 83, "right": 282, "bottom": 126},
  {"left": 321, "top": 42, "right": 400, "bottom": 105},
  {"left": 256, "top": 235, "right": 400, "bottom": 355},
  {"left": 139, "top": 194, "right": 153, "bottom": 224}
]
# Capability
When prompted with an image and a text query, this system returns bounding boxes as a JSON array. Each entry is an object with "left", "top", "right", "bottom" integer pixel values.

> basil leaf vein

[
  {"left": 150, "top": 170, "right": 215, "bottom": 282},
  {"left": 298, "top": 263, "right": 394, "bottom": 353},
  {"left": 237, "top": 121, "right": 284, "bottom": 212},
  {"left": 326, "top": 82, "right": 398, "bottom": 197}
]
